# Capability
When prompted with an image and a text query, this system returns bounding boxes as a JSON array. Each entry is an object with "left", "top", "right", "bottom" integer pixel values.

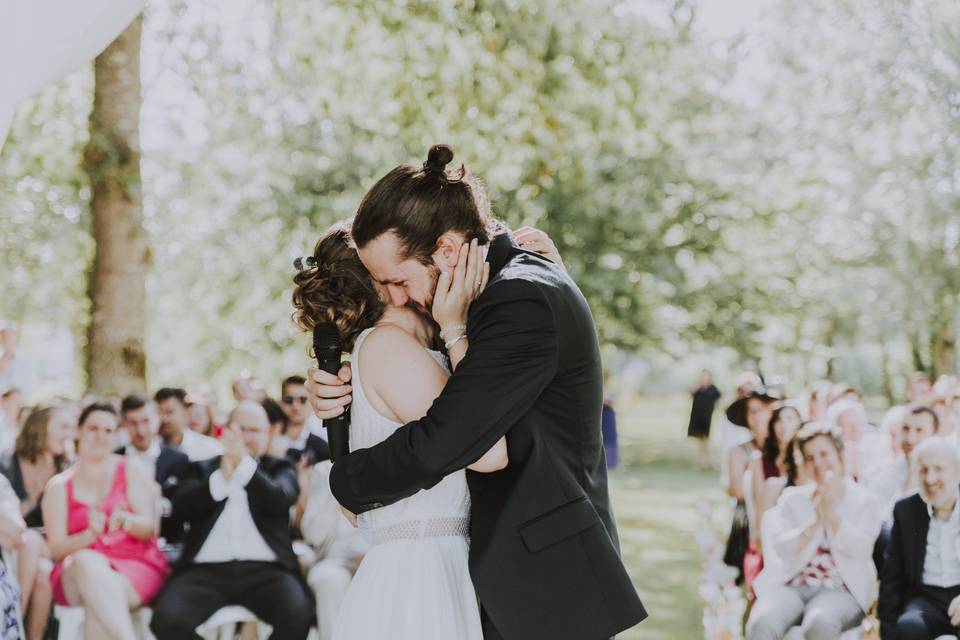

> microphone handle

[{"left": 316, "top": 350, "right": 350, "bottom": 461}]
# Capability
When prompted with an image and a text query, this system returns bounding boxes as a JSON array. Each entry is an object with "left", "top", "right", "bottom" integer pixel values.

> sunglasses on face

[{"left": 282, "top": 396, "right": 309, "bottom": 405}]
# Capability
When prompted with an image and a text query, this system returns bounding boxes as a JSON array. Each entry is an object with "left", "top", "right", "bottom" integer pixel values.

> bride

[{"left": 292, "top": 222, "right": 503, "bottom": 639}]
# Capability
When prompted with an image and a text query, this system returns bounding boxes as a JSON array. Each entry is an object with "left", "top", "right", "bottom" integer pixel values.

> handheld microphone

[{"left": 313, "top": 322, "right": 350, "bottom": 461}]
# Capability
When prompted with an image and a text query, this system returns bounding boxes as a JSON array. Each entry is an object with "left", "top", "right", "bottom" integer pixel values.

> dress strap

[{"left": 106, "top": 456, "right": 127, "bottom": 509}]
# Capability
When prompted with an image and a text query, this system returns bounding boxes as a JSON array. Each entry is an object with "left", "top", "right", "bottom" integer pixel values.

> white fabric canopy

[{"left": 0, "top": 0, "right": 145, "bottom": 149}]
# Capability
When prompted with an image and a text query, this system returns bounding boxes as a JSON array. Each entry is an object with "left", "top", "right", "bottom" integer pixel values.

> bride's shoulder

[{"left": 359, "top": 325, "right": 437, "bottom": 372}]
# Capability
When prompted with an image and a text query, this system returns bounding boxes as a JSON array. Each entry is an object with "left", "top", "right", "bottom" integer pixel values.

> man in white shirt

[
  {"left": 155, "top": 387, "right": 222, "bottom": 461},
  {"left": 868, "top": 406, "right": 937, "bottom": 523},
  {"left": 150, "top": 401, "right": 313, "bottom": 640},
  {"left": 879, "top": 437, "right": 960, "bottom": 639}
]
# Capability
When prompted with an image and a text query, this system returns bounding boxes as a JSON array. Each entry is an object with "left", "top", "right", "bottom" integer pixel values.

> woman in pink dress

[{"left": 42, "top": 402, "right": 169, "bottom": 639}]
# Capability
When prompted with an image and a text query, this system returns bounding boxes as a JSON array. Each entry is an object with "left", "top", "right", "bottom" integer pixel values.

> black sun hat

[{"left": 725, "top": 386, "right": 785, "bottom": 428}]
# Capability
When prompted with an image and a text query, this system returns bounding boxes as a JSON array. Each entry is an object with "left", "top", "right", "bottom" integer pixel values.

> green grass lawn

[{"left": 609, "top": 396, "right": 729, "bottom": 640}]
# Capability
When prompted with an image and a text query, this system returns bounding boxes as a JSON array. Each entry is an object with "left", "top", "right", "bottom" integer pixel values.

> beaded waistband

[{"left": 360, "top": 516, "right": 470, "bottom": 546}]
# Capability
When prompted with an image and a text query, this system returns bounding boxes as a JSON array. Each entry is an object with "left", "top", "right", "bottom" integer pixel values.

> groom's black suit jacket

[{"left": 330, "top": 232, "right": 647, "bottom": 639}]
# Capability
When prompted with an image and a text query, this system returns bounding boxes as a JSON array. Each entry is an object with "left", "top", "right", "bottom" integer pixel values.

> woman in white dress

[{"left": 292, "top": 222, "right": 502, "bottom": 639}]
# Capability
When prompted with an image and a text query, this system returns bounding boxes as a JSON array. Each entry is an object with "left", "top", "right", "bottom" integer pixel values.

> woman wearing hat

[{"left": 723, "top": 387, "right": 781, "bottom": 580}]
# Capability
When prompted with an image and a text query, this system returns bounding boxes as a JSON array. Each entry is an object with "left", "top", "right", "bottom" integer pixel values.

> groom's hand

[{"left": 306, "top": 364, "right": 353, "bottom": 419}]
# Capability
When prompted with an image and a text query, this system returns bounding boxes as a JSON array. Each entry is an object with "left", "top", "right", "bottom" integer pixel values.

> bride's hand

[{"left": 432, "top": 238, "right": 490, "bottom": 331}]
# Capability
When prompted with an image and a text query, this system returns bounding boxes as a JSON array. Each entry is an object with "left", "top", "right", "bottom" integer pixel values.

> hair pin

[{"left": 294, "top": 256, "right": 318, "bottom": 272}]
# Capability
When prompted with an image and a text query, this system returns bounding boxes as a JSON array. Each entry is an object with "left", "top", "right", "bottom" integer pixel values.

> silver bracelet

[
  {"left": 439, "top": 324, "right": 466, "bottom": 340},
  {"left": 444, "top": 334, "right": 467, "bottom": 350}
]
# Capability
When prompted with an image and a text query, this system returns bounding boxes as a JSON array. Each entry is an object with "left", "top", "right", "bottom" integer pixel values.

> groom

[{"left": 308, "top": 146, "right": 646, "bottom": 639}]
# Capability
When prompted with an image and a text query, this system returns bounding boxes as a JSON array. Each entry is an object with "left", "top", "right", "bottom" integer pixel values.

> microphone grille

[{"left": 313, "top": 322, "right": 342, "bottom": 354}]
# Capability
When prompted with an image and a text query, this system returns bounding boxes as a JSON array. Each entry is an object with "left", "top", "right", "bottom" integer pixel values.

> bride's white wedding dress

[{"left": 332, "top": 327, "right": 483, "bottom": 640}]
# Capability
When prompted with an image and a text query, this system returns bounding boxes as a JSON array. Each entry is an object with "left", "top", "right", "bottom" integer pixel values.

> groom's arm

[{"left": 329, "top": 279, "right": 559, "bottom": 514}]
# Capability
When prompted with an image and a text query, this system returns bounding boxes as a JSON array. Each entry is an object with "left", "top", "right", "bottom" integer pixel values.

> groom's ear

[{"left": 433, "top": 232, "right": 463, "bottom": 269}]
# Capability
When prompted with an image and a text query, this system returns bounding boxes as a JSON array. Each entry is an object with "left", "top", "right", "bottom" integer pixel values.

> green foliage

[{"left": 3, "top": 0, "right": 957, "bottom": 397}]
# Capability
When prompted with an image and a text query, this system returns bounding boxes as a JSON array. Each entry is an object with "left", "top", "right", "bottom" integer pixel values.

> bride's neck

[{"left": 376, "top": 307, "right": 434, "bottom": 348}]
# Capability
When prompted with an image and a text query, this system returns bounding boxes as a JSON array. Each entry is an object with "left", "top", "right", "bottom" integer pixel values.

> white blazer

[{"left": 754, "top": 479, "right": 881, "bottom": 612}]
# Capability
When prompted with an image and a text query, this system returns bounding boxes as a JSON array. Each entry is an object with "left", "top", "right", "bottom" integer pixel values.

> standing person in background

[
  {"left": 155, "top": 388, "right": 222, "bottom": 462},
  {"left": 688, "top": 369, "right": 722, "bottom": 469},
  {"left": 601, "top": 372, "right": 620, "bottom": 469}
]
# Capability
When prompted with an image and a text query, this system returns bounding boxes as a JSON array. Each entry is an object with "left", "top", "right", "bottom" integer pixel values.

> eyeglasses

[{"left": 282, "top": 396, "right": 309, "bottom": 405}]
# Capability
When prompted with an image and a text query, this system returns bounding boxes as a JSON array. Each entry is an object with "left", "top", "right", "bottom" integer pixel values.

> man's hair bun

[{"left": 423, "top": 144, "right": 455, "bottom": 175}]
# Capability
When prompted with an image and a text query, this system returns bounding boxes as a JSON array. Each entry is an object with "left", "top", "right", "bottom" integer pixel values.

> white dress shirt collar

[
  {"left": 194, "top": 456, "right": 276, "bottom": 564},
  {"left": 922, "top": 492, "right": 960, "bottom": 588}
]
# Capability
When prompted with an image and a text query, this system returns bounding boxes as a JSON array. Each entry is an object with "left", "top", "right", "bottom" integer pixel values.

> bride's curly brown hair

[{"left": 292, "top": 222, "right": 385, "bottom": 352}]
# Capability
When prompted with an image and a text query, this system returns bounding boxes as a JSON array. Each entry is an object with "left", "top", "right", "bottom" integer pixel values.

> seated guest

[
  {"left": 748, "top": 423, "right": 882, "bottom": 640},
  {"left": 0, "top": 406, "right": 68, "bottom": 638},
  {"left": 0, "top": 406, "right": 71, "bottom": 526},
  {"left": 827, "top": 398, "right": 882, "bottom": 481},
  {"left": 155, "top": 387, "right": 222, "bottom": 461},
  {"left": 0, "top": 472, "right": 50, "bottom": 640},
  {"left": 869, "top": 405, "right": 937, "bottom": 522},
  {"left": 879, "top": 437, "right": 960, "bottom": 640},
  {"left": 301, "top": 461, "right": 367, "bottom": 640},
  {"left": 42, "top": 403, "right": 169, "bottom": 639},
  {"left": 150, "top": 401, "right": 313, "bottom": 640},
  {"left": 117, "top": 395, "right": 190, "bottom": 543},
  {"left": 744, "top": 405, "right": 802, "bottom": 598},
  {"left": 279, "top": 376, "right": 329, "bottom": 465}
]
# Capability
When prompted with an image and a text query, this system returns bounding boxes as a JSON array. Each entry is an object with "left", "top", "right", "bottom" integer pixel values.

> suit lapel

[{"left": 914, "top": 498, "right": 931, "bottom": 585}]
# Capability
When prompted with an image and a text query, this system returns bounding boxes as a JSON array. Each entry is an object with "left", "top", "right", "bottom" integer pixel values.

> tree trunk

[
  {"left": 932, "top": 315, "right": 957, "bottom": 379},
  {"left": 83, "top": 16, "right": 148, "bottom": 396}
]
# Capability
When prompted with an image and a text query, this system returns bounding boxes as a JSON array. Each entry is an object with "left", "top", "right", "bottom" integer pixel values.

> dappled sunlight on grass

[
  {"left": 612, "top": 464, "right": 725, "bottom": 639},
  {"left": 609, "top": 397, "right": 729, "bottom": 639}
]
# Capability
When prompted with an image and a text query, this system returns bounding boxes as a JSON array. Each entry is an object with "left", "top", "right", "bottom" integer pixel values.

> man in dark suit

[
  {"left": 880, "top": 436, "right": 960, "bottom": 639},
  {"left": 118, "top": 395, "right": 189, "bottom": 542},
  {"left": 279, "top": 375, "right": 330, "bottom": 465},
  {"left": 150, "top": 401, "right": 313, "bottom": 640},
  {"left": 307, "top": 147, "right": 646, "bottom": 639}
]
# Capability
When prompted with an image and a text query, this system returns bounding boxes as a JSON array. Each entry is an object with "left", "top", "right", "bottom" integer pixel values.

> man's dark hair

[
  {"left": 262, "top": 397, "right": 290, "bottom": 433},
  {"left": 154, "top": 387, "right": 187, "bottom": 405},
  {"left": 282, "top": 375, "right": 307, "bottom": 396},
  {"left": 120, "top": 394, "right": 149, "bottom": 415},
  {"left": 351, "top": 144, "right": 492, "bottom": 264},
  {"left": 79, "top": 402, "right": 118, "bottom": 426},
  {"left": 909, "top": 405, "right": 940, "bottom": 431}
]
